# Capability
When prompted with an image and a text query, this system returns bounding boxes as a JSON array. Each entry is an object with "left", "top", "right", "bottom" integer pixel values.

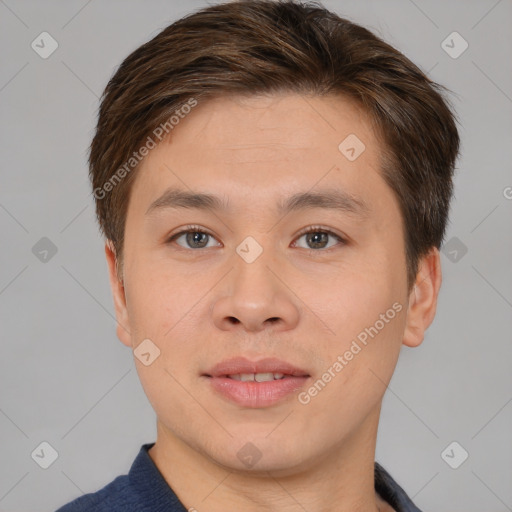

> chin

[{"left": 206, "top": 434, "right": 313, "bottom": 476}]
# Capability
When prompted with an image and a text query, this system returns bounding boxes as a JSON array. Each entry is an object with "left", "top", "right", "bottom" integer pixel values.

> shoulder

[
  {"left": 54, "top": 474, "right": 140, "bottom": 512},
  {"left": 54, "top": 442, "right": 187, "bottom": 512}
]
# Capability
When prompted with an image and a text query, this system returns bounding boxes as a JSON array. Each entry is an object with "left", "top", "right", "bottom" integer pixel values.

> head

[{"left": 90, "top": 0, "right": 459, "bottom": 474}]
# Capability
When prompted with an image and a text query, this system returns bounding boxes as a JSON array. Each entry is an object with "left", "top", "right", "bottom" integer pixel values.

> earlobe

[
  {"left": 402, "top": 248, "right": 442, "bottom": 348},
  {"left": 104, "top": 240, "right": 132, "bottom": 348}
]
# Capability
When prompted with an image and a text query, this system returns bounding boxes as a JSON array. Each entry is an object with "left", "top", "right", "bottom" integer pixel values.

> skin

[{"left": 105, "top": 93, "right": 441, "bottom": 512}]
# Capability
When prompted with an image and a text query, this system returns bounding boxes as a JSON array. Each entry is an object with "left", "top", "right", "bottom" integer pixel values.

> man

[{"left": 56, "top": 1, "right": 459, "bottom": 510}]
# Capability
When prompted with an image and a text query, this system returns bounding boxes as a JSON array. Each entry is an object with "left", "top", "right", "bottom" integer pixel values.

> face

[{"left": 107, "top": 93, "right": 438, "bottom": 475}]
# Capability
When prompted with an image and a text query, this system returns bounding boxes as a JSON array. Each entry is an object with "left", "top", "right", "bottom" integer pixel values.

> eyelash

[{"left": 166, "top": 224, "right": 346, "bottom": 252}]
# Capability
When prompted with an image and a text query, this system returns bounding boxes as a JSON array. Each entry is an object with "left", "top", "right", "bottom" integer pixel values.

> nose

[{"left": 211, "top": 247, "right": 300, "bottom": 334}]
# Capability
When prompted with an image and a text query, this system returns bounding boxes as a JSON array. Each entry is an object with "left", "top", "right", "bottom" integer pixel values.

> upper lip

[{"left": 205, "top": 357, "right": 310, "bottom": 377}]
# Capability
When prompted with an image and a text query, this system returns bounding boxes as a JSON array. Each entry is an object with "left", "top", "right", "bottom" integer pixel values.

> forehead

[
  {"left": 165, "top": 92, "right": 375, "bottom": 152},
  {"left": 129, "top": 93, "right": 392, "bottom": 218}
]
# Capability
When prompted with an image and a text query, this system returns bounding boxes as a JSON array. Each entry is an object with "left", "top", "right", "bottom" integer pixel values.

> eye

[
  {"left": 167, "top": 225, "right": 221, "bottom": 250},
  {"left": 292, "top": 226, "right": 345, "bottom": 251},
  {"left": 166, "top": 225, "right": 346, "bottom": 251}
]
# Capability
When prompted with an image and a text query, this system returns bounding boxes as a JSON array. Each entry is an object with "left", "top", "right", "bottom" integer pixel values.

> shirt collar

[
  {"left": 128, "top": 443, "right": 187, "bottom": 510},
  {"left": 129, "top": 443, "right": 422, "bottom": 512}
]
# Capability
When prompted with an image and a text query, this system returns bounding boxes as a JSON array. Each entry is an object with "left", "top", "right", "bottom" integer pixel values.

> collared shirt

[{"left": 55, "top": 443, "right": 422, "bottom": 511}]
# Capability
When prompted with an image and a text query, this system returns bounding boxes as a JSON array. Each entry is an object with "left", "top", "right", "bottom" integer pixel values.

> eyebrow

[{"left": 145, "top": 186, "right": 370, "bottom": 218}]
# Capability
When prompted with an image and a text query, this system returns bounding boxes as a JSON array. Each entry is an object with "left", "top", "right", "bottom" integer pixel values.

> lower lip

[{"left": 206, "top": 376, "right": 309, "bottom": 408}]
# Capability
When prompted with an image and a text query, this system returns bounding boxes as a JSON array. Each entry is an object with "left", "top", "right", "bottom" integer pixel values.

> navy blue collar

[
  {"left": 128, "top": 443, "right": 188, "bottom": 510},
  {"left": 128, "top": 443, "right": 422, "bottom": 512}
]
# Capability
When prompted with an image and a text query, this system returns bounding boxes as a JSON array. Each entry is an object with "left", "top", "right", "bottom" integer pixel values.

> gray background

[{"left": 1, "top": 0, "right": 511, "bottom": 510}]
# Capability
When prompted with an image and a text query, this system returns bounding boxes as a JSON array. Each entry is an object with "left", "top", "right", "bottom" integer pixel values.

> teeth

[
  {"left": 255, "top": 372, "right": 275, "bottom": 382},
  {"left": 228, "top": 373, "right": 286, "bottom": 382}
]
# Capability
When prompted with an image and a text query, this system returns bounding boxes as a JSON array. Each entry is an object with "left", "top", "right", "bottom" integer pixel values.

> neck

[{"left": 148, "top": 407, "right": 389, "bottom": 512}]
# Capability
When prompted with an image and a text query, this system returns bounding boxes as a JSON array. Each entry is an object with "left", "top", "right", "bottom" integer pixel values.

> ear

[
  {"left": 402, "top": 247, "right": 442, "bottom": 348},
  {"left": 104, "top": 240, "right": 132, "bottom": 348}
]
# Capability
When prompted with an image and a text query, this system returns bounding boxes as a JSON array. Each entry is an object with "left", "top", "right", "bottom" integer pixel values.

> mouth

[
  {"left": 227, "top": 372, "right": 289, "bottom": 382},
  {"left": 203, "top": 357, "right": 310, "bottom": 408},
  {"left": 204, "top": 356, "right": 310, "bottom": 378}
]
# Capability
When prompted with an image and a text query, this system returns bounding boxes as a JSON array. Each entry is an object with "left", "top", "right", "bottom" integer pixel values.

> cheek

[
  {"left": 311, "top": 256, "right": 407, "bottom": 391},
  {"left": 299, "top": 303, "right": 405, "bottom": 429},
  {"left": 126, "top": 259, "right": 196, "bottom": 338},
  {"left": 320, "top": 261, "right": 401, "bottom": 332},
  {"left": 126, "top": 268, "right": 203, "bottom": 425}
]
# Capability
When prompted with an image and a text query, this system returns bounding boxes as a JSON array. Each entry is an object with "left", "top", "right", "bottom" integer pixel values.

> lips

[
  {"left": 203, "top": 357, "right": 310, "bottom": 408},
  {"left": 205, "top": 356, "right": 310, "bottom": 379}
]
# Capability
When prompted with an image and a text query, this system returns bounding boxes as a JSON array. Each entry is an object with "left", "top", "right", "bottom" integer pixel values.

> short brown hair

[{"left": 89, "top": 0, "right": 460, "bottom": 289}]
